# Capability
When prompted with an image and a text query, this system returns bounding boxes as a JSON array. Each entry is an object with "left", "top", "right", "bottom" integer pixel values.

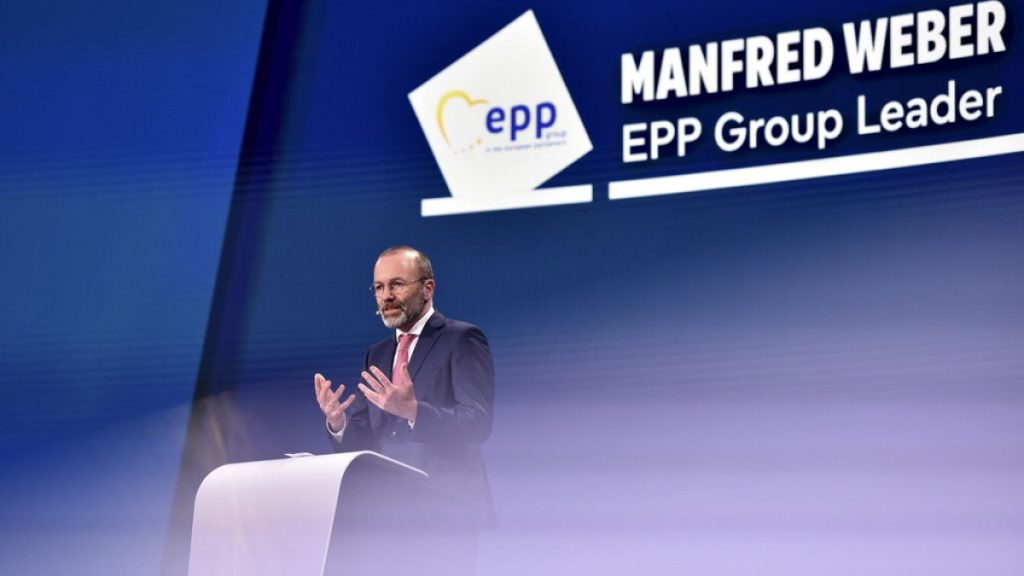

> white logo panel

[{"left": 409, "top": 11, "right": 593, "bottom": 216}]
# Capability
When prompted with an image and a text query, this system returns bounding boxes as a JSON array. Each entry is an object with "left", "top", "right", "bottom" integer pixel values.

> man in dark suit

[{"left": 314, "top": 246, "right": 496, "bottom": 569}]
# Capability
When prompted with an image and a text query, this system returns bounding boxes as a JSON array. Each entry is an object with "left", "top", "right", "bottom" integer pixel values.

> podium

[{"left": 188, "top": 451, "right": 430, "bottom": 576}]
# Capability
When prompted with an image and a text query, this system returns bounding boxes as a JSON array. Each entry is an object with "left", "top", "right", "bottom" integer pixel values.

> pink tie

[{"left": 393, "top": 334, "right": 416, "bottom": 387}]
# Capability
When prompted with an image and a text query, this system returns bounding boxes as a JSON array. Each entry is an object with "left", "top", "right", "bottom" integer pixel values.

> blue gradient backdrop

[
  {"left": 1, "top": 0, "right": 1022, "bottom": 574},
  {"left": 0, "top": 1, "right": 265, "bottom": 573}
]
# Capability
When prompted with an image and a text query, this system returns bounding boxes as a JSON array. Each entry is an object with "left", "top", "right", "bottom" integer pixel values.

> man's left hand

[{"left": 359, "top": 364, "right": 418, "bottom": 422}]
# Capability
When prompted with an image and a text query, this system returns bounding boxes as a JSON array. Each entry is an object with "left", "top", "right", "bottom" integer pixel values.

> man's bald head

[{"left": 377, "top": 245, "right": 434, "bottom": 280}]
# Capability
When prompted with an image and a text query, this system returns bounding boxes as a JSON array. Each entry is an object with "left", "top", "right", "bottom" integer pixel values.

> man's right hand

[{"left": 315, "top": 373, "right": 356, "bottom": 433}]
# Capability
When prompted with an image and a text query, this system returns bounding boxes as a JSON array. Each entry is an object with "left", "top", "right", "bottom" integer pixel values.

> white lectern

[{"left": 188, "top": 451, "right": 429, "bottom": 576}]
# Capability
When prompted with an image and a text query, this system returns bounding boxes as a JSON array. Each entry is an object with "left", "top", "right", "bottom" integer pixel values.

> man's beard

[
  {"left": 380, "top": 307, "right": 409, "bottom": 329},
  {"left": 379, "top": 296, "right": 424, "bottom": 329}
]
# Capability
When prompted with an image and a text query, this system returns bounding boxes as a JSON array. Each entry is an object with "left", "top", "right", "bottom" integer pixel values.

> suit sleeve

[{"left": 411, "top": 326, "right": 495, "bottom": 444}]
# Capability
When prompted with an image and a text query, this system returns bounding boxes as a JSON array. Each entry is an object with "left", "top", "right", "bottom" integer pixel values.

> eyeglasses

[{"left": 369, "top": 278, "right": 428, "bottom": 297}]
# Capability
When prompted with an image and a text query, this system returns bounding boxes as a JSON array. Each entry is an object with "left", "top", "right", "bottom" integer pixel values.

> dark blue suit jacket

[{"left": 330, "top": 311, "right": 496, "bottom": 529}]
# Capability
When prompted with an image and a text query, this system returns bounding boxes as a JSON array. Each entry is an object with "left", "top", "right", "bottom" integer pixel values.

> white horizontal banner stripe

[
  {"left": 421, "top": 184, "right": 593, "bottom": 217},
  {"left": 609, "top": 133, "right": 1024, "bottom": 200}
]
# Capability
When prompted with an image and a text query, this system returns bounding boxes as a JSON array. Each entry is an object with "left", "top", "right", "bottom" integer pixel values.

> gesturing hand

[
  {"left": 358, "top": 364, "right": 418, "bottom": 423},
  {"left": 314, "top": 373, "right": 356, "bottom": 433}
]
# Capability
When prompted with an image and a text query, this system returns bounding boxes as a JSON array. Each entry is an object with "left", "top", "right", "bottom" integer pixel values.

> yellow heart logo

[{"left": 436, "top": 90, "right": 489, "bottom": 153}]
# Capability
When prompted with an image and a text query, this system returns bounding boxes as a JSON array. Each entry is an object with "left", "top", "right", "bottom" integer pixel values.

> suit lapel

[{"left": 408, "top": 311, "right": 445, "bottom": 382}]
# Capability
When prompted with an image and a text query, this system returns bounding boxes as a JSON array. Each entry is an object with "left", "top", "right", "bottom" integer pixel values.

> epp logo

[
  {"left": 436, "top": 90, "right": 558, "bottom": 151},
  {"left": 486, "top": 102, "right": 557, "bottom": 141},
  {"left": 409, "top": 11, "right": 593, "bottom": 216}
]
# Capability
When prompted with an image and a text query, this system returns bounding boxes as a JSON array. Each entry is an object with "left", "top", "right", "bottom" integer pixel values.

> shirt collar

[{"left": 397, "top": 304, "right": 434, "bottom": 341}]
